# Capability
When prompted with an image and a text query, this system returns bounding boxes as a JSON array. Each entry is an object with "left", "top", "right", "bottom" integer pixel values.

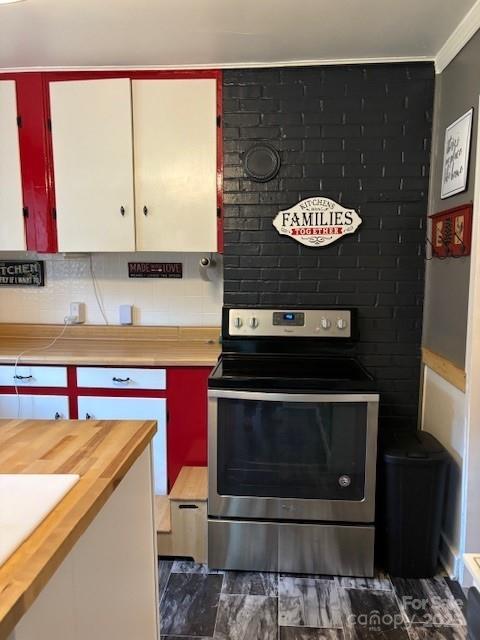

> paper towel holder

[{"left": 200, "top": 256, "right": 215, "bottom": 268}]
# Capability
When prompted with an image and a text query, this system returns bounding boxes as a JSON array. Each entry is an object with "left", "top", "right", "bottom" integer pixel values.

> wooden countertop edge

[
  {"left": 422, "top": 347, "right": 466, "bottom": 392},
  {"left": 0, "top": 323, "right": 220, "bottom": 342},
  {"left": 0, "top": 325, "right": 221, "bottom": 367},
  {"left": 0, "top": 354, "right": 219, "bottom": 367},
  {"left": 0, "top": 419, "right": 156, "bottom": 640}
]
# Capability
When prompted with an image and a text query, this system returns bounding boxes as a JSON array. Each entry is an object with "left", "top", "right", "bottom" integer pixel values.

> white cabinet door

[
  {"left": 0, "top": 80, "right": 26, "bottom": 251},
  {"left": 77, "top": 396, "right": 167, "bottom": 495},
  {"left": 133, "top": 79, "right": 218, "bottom": 252},
  {"left": 0, "top": 394, "right": 69, "bottom": 420},
  {"left": 50, "top": 79, "right": 135, "bottom": 252}
]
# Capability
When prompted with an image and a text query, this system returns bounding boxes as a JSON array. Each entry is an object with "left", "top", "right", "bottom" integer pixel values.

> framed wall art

[{"left": 441, "top": 108, "right": 473, "bottom": 199}]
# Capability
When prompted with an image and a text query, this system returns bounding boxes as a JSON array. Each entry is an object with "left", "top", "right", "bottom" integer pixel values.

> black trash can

[{"left": 379, "top": 430, "right": 448, "bottom": 578}]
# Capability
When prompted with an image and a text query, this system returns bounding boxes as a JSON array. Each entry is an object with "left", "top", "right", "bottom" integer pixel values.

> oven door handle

[{"left": 208, "top": 389, "right": 379, "bottom": 403}]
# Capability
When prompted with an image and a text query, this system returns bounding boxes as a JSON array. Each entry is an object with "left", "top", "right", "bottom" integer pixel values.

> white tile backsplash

[{"left": 0, "top": 252, "right": 223, "bottom": 326}]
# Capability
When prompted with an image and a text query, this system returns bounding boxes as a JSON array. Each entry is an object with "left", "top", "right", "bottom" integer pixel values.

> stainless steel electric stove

[{"left": 207, "top": 306, "right": 379, "bottom": 577}]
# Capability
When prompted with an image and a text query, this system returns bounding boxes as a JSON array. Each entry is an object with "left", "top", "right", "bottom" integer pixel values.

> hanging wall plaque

[
  {"left": 441, "top": 108, "right": 473, "bottom": 199},
  {"left": 0, "top": 261, "right": 45, "bottom": 287},
  {"left": 273, "top": 197, "right": 362, "bottom": 247},
  {"left": 128, "top": 262, "right": 183, "bottom": 278}
]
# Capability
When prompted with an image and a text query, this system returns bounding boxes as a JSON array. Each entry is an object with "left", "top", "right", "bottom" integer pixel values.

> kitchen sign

[
  {"left": 273, "top": 197, "right": 362, "bottom": 247},
  {"left": 128, "top": 262, "right": 183, "bottom": 279},
  {"left": 0, "top": 261, "right": 45, "bottom": 287},
  {"left": 441, "top": 108, "right": 473, "bottom": 199}
]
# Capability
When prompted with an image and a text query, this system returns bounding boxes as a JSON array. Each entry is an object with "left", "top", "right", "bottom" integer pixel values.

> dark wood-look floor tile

[
  {"left": 281, "top": 572, "right": 335, "bottom": 581},
  {"left": 345, "top": 628, "right": 411, "bottom": 640},
  {"left": 171, "top": 559, "right": 223, "bottom": 574},
  {"left": 391, "top": 577, "right": 466, "bottom": 626},
  {"left": 337, "top": 570, "right": 392, "bottom": 591},
  {"left": 280, "top": 627, "right": 344, "bottom": 640},
  {"left": 339, "top": 587, "right": 407, "bottom": 638},
  {"left": 408, "top": 626, "right": 468, "bottom": 640},
  {"left": 160, "top": 573, "right": 223, "bottom": 637},
  {"left": 444, "top": 578, "right": 467, "bottom": 617},
  {"left": 214, "top": 594, "right": 278, "bottom": 640},
  {"left": 158, "top": 559, "right": 173, "bottom": 601},
  {"left": 222, "top": 571, "right": 278, "bottom": 596},
  {"left": 279, "top": 577, "right": 342, "bottom": 628}
]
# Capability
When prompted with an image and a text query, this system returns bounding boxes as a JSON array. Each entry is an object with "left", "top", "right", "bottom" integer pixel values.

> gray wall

[{"left": 423, "top": 31, "right": 480, "bottom": 368}]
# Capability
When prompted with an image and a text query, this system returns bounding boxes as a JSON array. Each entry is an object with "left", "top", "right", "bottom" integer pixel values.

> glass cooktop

[{"left": 208, "top": 355, "right": 375, "bottom": 392}]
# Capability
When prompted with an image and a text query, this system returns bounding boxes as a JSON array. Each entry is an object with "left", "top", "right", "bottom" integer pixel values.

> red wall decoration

[{"left": 429, "top": 203, "right": 473, "bottom": 258}]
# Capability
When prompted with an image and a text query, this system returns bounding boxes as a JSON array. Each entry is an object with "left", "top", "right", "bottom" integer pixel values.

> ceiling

[{"left": 0, "top": 0, "right": 477, "bottom": 70}]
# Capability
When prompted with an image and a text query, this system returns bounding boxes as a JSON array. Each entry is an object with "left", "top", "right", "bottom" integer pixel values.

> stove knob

[
  {"left": 336, "top": 318, "right": 348, "bottom": 330},
  {"left": 233, "top": 316, "right": 243, "bottom": 329},
  {"left": 249, "top": 317, "right": 259, "bottom": 329},
  {"left": 320, "top": 317, "right": 331, "bottom": 330}
]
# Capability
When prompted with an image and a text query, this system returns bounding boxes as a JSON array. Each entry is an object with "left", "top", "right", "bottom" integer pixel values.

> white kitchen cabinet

[
  {"left": 48, "top": 76, "right": 218, "bottom": 253},
  {"left": 76, "top": 366, "right": 166, "bottom": 390},
  {"left": 0, "top": 80, "right": 26, "bottom": 251},
  {"left": 49, "top": 78, "right": 135, "bottom": 252},
  {"left": 0, "top": 394, "right": 69, "bottom": 420},
  {"left": 133, "top": 79, "right": 218, "bottom": 252},
  {"left": 13, "top": 448, "right": 159, "bottom": 640},
  {"left": 0, "top": 364, "right": 67, "bottom": 387},
  {"left": 77, "top": 396, "right": 167, "bottom": 495}
]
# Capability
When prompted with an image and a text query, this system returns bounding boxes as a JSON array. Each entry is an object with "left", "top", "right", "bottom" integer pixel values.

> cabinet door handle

[
  {"left": 178, "top": 504, "right": 199, "bottom": 510},
  {"left": 85, "top": 413, "right": 93, "bottom": 420},
  {"left": 143, "top": 206, "right": 148, "bottom": 216},
  {"left": 13, "top": 374, "right": 33, "bottom": 381},
  {"left": 120, "top": 206, "right": 125, "bottom": 216},
  {"left": 112, "top": 376, "right": 131, "bottom": 384},
  {"left": 54, "top": 412, "right": 61, "bottom": 420}
]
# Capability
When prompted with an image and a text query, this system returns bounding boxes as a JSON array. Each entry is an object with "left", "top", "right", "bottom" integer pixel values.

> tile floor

[{"left": 158, "top": 560, "right": 468, "bottom": 640}]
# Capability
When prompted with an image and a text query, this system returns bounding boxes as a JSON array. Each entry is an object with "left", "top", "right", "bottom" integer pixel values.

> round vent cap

[{"left": 243, "top": 143, "right": 281, "bottom": 182}]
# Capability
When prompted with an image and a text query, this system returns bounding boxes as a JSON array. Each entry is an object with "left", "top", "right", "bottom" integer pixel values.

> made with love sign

[{"left": 273, "top": 197, "right": 362, "bottom": 247}]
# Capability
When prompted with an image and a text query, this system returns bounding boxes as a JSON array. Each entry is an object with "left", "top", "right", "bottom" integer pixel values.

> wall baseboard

[{"left": 440, "top": 532, "right": 461, "bottom": 579}]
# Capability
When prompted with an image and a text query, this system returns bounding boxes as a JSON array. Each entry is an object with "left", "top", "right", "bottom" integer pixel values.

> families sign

[{"left": 273, "top": 197, "right": 362, "bottom": 248}]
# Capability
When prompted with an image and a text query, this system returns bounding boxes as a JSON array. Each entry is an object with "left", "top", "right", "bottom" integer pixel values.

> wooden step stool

[{"left": 155, "top": 466, "right": 207, "bottom": 563}]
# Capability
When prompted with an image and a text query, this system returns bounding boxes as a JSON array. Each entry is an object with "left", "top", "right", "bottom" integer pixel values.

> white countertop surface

[{"left": 0, "top": 474, "right": 80, "bottom": 567}]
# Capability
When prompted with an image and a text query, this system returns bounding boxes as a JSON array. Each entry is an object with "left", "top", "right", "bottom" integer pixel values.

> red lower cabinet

[
  {"left": 167, "top": 367, "right": 211, "bottom": 488},
  {"left": 0, "top": 363, "right": 212, "bottom": 492}
]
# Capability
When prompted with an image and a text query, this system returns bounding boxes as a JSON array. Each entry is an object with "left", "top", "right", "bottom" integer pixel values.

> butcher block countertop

[
  {"left": 0, "top": 324, "right": 220, "bottom": 366},
  {"left": 0, "top": 418, "right": 156, "bottom": 639}
]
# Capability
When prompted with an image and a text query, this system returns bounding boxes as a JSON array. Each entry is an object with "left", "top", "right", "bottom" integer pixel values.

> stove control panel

[{"left": 228, "top": 309, "right": 352, "bottom": 337}]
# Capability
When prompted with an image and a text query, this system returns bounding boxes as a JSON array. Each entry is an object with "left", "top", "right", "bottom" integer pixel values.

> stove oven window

[{"left": 217, "top": 399, "right": 367, "bottom": 501}]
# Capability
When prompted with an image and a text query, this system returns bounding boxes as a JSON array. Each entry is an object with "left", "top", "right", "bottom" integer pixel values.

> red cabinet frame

[
  {"left": 0, "top": 70, "right": 224, "bottom": 253},
  {"left": 0, "top": 364, "right": 210, "bottom": 490}
]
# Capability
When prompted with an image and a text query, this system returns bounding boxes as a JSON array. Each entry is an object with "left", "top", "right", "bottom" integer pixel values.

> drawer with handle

[
  {"left": 76, "top": 367, "right": 166, "bottom": 390},
  {"left": 0, "top": 365, "right": 67, "bottom": 388},
  {"left": 170, "top": 500, "right": 207, "bottom": 564}
]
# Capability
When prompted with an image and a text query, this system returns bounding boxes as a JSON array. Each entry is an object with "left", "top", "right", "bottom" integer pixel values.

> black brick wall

[{"left": 222, "top": 63, "right": 435, "bottom": 432}]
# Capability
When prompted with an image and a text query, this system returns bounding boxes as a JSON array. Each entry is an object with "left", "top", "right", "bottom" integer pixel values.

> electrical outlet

[
  {"left": 69, "top": 302, "right": 86, "bottom": 324},
  {"left": 119, "top": 304, "right": 133, "bottom": 325}
]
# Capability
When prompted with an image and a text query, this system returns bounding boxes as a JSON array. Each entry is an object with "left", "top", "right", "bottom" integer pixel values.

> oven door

[{"left": 208, "top": 390, "right": 379, "bottom": 523}]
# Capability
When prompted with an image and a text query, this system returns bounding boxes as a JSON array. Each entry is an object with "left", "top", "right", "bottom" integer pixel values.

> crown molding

[
  {"left": 435, "top": 0, "right": 480, "bottom": 74},
  {"left": 0, "top": 55, "right": 434, "bottom": 73}
]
